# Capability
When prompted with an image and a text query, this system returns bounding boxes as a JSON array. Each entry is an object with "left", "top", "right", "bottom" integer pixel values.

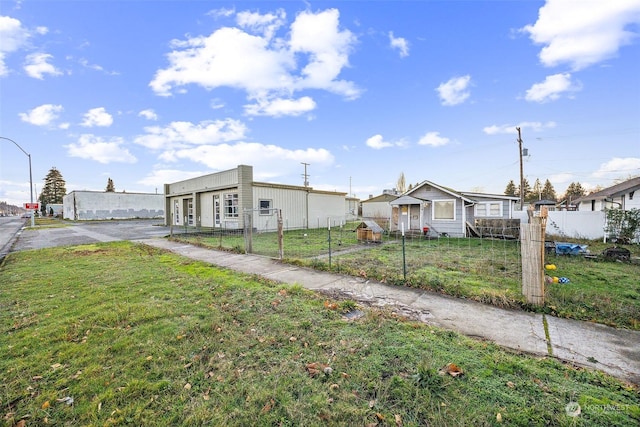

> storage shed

[{"left": 356, "top": 220, "right": 384, "bottom": 242}]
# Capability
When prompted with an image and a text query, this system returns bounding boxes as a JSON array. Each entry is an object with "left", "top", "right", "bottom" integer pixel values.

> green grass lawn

[
  {"left": 1, "top": 242, "right": 638, "bottom": 426},
  {"left": 174, "top": 226, "right": 640, "bottom": 330}
]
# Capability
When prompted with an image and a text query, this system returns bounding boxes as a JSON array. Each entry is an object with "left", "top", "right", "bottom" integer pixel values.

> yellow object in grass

[{"left": 545, "top": 264, "right": 557, "bottom": 270}]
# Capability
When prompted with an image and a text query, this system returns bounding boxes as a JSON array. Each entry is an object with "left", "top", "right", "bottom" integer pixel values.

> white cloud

[
  {"left": 418, "top": 131, "right": 450, "bottom": 147},
  {"left": 210, "top": 98, "right": 225, "bottom": 109},
  {"left": 65, "top": 134, "right": 137, "bottom": 164},
  {"left": 483, "top": 121, "right": 557, "bottom": 135},
  {"left": 289, "top": 9, "right": 358, "bottom": 97},
  {"left": 436, "top": 75, "right": 471, "bottom": 106},
  {"left": 19, "top": 104, "right": 63, "bottom": 126},
  {"left": 160, "top": 142, "right": 334, "bottom": 178},
  {"left": 389, "top": 31, "right": 409, "bottom": 57},
  {"left": 134, "top": 119, "right": 247, "bottom": 150},
  {"left": 522, "top": 0, "right": 640, "bottom": 70},
  {"left": 236, "top": 9, "right": 286, "bottom": 40},
  {"left": 207, "top": 7, "right": 236, "bottom": 19},
  {"left": 81, "top": 107, "right": 113, "bottom": 127},
  {"left": 244, "top": 96, "right": 316, "bottom": 117},
  {"left": 138, "top": 109, "right": 158, "bottom": 121},
  {"left": 0, "top": 15, "right": 30, "bottom": 76},
  {"left": 592, "top": 157, "right": 640, "bottom": 178},
  {"left": 138, "top": 169, "right": 206, "bottom": 187},
  {"left": 366, "top": 134, "right": 405, "bottom": 150},
  {"left": 24, "top": 52, "right": 62, "bottom": 79},
  {"left": 525, "top": 73, "right": 581, "bottom": 103},
  {"left": 149, "top": 8, "right": 359, "bottom": 115}
]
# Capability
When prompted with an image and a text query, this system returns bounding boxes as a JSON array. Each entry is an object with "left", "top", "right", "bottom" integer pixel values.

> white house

[
  {"left": 574, "top": 177, "right": 640, "bottom": 212},
  {"left": 164, "top": 165, "right": 349, "bottom": 231}
]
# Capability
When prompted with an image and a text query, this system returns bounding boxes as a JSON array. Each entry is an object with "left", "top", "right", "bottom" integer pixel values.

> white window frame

[
  {"left": 433, "top": 199, "right": 456, "bottom": 221},
  {"left": 259, "top": 199, "right": 272, "bottom": 215},
  {"left": 474, "top": 202, "right": 503, "bottom": 217},
  {"left": 224, "top": 193, "right": 239, "bottom": 218}
]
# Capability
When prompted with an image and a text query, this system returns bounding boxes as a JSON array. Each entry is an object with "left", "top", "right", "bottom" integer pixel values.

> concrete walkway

[{"left": 136, "top": 238, "right": 640, "bottom": 386}]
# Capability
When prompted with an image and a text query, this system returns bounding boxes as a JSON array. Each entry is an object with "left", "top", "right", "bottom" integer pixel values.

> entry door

[
  {"left": 400, "top": 205, "right": 410, "bottom": 231},
  {"left": 214, "top": 195, "right": 221, "bottom": 227},
  {"left": 183, "top": 198, "right": 194, "bottom": 225}
]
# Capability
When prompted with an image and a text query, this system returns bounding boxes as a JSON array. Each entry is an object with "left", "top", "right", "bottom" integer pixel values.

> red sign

[{"left": 24, "top": 203, "right": 39, "bottom": 210}]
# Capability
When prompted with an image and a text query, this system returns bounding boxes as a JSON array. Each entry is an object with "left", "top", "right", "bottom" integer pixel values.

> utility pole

[
  {"left": 301, "top": 162, "right": 310, "bottom": 187},
  {"left": 516, "top": 127, "right": 524, "bottom": 210},
  {"left": 301, "top": 162, "right": 310, "bottom": 229}
]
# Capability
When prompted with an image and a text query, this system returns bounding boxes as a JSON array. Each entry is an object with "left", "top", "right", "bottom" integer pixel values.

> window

[
  {"left": 259, "top": 199, "right": 272, "bottom": 215},
  {"left": 433, "top": 200, "right": 455, "bottom": 220},
  {"left": 224, "top": 193, "right": 239, "bottom": 218},
  {"left": 475, "top": 202, "right": 502, "bottom": 217}
]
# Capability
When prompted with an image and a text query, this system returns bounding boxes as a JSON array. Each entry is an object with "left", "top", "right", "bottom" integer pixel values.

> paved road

[
  {"left": 1, "top": 218, "right": 169, "bottom": 257},
  {"left": 0, "top": 216, "right": 28, "bottom": 260}
]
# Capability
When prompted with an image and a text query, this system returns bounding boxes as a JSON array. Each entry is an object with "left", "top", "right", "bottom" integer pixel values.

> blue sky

[{"left": 1, "top": 0, "right": 639, "bottom": 207}]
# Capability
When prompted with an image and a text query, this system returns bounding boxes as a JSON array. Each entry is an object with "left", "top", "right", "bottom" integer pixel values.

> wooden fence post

[{"left": 520, "top": 208, "right": 547, "bottom": 305}]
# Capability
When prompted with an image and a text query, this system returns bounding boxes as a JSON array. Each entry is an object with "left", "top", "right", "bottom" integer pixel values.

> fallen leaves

[
  {"left": 305, "top": 362, "right": 333, "bottom": 377},
  {"left": 439, "top": 363, "right": 464, "bottom": 377},
  {"left": 261, "top": 398, "right": 275, "bottom": 414},
  {"left": 324, "top": 300, "right": 338, "bottom": 310}
]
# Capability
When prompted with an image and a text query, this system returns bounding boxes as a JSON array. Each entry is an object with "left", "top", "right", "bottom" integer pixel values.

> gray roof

[
  {"left": 389, "top": 195, "right": 427, "bottom": 205},
  {"left": 574, "top": 176, "right": 640, "bottom": 203},
  {"left": 356, "top": 220, "right": 384, "bottom": 233}
]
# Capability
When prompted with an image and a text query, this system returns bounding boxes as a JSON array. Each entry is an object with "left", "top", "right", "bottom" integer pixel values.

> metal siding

[
  {"left": 166, "top": 168, "right": 239, "bottom": 195},
  {"left": 253, "top": 186, "right": 307, "bottom": 230},
  {"left": 308, "top": 193, "right": 345, "bottom": 228}
]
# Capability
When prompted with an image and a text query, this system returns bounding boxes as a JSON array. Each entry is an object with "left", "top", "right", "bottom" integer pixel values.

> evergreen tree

[
  {"left": 541, "top": 179, "right": 557, "bottom": 201},
  {"left": 517, "top": 178, "right": 531, "bottom": 201},
  {"left": 38, "top": 167, "right": 66, "bottom": 212},
  {"left": 504, "top": 180, "right": 517, "bottom": 196},
  {"left": 106, "top": 177, "right": 115, "bottom": 192},
  {"left": 530, "top": 178, "right": 543, "bottom": 202},
  {"left": 563, "top": 182, "right": 586, "bottom": 202}
]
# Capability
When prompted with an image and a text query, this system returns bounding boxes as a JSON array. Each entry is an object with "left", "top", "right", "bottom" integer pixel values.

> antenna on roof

[{"left": 301, "top": 162, "right": 310, "bottom": 187}]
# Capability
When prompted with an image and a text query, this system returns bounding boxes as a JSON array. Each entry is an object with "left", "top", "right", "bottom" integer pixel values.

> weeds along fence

[{"left": 169, "top": 216, "right": 524, "bottom": 296}]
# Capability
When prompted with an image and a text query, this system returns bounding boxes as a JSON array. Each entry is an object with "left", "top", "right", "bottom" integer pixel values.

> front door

[
  {"left": 400, "top": 205, "right": 410, "bottom": 231},
  {"left": 214, "top": 195, "right": 221, "bottom": 227}
]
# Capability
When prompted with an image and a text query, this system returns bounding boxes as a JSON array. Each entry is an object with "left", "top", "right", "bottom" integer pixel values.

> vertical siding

[
  {"left": 253, "top": 186, "right": 307, "bottom": 230},
  {"left": 308, "top": 193, "right": 346, "bottom": 229},
  {"left": 63, "top": 191, "right": 164, "bottom": 220}
]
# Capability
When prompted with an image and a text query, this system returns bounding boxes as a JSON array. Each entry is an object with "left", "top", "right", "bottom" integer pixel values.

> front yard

[{"left": 174, "top": 225, "right": 640, "bottom": 330}]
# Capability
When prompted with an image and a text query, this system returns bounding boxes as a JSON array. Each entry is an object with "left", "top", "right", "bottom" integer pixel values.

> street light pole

[{"left": 1, "top": 136, "right": 35, "bottom": 226}]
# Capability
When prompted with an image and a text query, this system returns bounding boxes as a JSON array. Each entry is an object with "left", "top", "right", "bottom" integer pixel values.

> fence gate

[{"left": 243, "top": 208, "right": 284, "bottom": 259}]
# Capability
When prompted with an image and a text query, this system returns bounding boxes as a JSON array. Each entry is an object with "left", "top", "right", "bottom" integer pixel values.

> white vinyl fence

[{"left": 514, "top": 210, "right": 605, "bottom": 240}]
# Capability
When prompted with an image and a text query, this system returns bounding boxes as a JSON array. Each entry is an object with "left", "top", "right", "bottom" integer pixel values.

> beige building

[{"left": 164, "top": 165, "right": 350, "bottom": 231}]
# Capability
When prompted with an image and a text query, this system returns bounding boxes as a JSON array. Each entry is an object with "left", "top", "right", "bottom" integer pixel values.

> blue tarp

[{"left": 555, "top": 242, "right": 588, "bottom": 256}]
